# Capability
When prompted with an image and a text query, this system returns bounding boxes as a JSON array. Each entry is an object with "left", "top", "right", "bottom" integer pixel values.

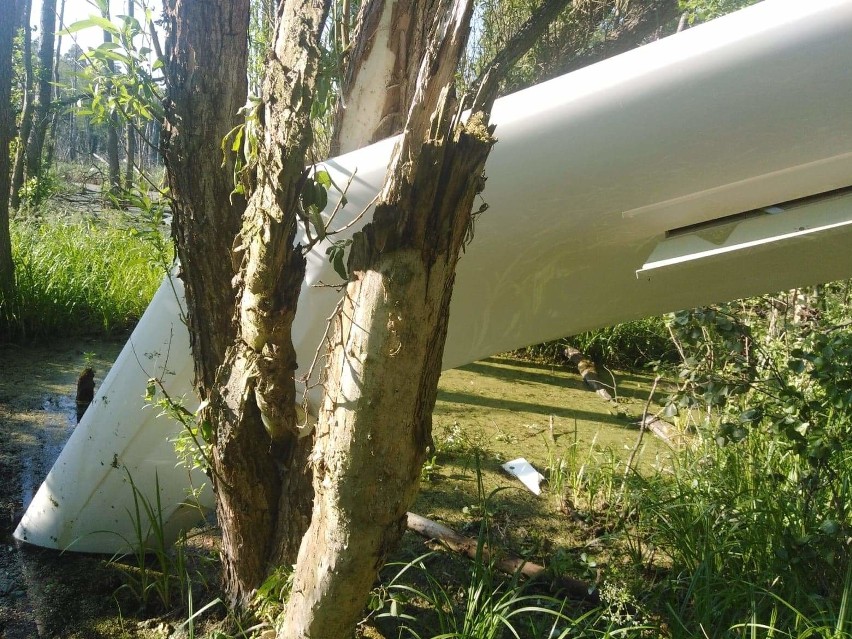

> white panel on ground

[{"left": 15, "top": 0, "right": 852, "bottom": 552}]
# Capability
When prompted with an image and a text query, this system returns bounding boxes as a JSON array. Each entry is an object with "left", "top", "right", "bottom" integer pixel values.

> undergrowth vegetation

[
  {"left": 1, "top": 211, "right": 166, "bottom": 341},
  {"left": 3, "top": 184, "right": 850, "bottom": 639}
]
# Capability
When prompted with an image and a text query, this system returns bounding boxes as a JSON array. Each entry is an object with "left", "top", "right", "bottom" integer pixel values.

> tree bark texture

[
  {"left": 204, "top": 0, "right": 329, "bottom": 607},
  {"left": 24, "top": 0, "right": 56, "bottom": 181},
  {"left": 281, "top": 0, "right": 573, "bottom": 633},
  {"left": 330, "top": 0, "right": 439, "bottom": 155},
  {"left": 0, "top": 0, "right": 19, "bottom": 303},
  {"left": 10, "top": 0, "right": 33, "bottom": 210},
  {"left": 162, "top": 0, "right": 251, "bottom": 390},
  {"left": 282, "top": 3, "right": 499, "bottom": 636},
  {"left": 162, "top": 0, "right": 332, "bottom": 608}
]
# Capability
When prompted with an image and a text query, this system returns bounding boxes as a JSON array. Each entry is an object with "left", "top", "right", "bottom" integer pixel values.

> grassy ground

[
  {"left": 2, "top": 176, "right": 849, "bottom": 638},
  {"left": 0, "top": 338, "right": 666, "bottom": 638}
]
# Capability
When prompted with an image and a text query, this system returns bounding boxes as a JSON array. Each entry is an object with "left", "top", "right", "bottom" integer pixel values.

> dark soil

[{"left": 0, "top": 339, "right": 129, "bottom": 638}]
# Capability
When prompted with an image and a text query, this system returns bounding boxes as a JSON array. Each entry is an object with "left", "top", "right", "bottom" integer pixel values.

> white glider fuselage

[{"left": 15, "top": 0, "right": 852, "bottom": 552}]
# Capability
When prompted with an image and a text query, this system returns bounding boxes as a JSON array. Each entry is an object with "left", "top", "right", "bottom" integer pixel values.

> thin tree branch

[{"left": 471, "top": 0, "right": 571, "bottom": 113}]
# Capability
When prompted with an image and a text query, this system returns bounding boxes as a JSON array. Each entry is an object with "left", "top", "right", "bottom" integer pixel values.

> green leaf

[
  {"left": 315, "top": 170, "right": 332, "bottom": 188},
  {"left": 59, "top": 19, "right": 103, "bottom": 35},
  {"left": 86, "top": 14, "right": 121, "bottom": 36},
  {"left": 314, "top": 182, "right": 328, "bottom": 211},
  {"left": 820, "top": 520, "right": 840, "bottom": 536},
  {"left": 332, "top": 251, "right": 347, "bottom": 280},
  {"left": 739, "top": 408, "right": 760, "bottom": 423},
  {"left": 230, "top": 127, "right": 243, "bottom": 153}
]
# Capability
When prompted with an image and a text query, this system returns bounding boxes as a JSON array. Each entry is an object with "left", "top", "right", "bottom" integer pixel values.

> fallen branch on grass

[
  {"left": 406, "top": 511, "right": 598, "bottom": 602},
  {"left": 563, "top": 346, "right": 614, "bottom": 402}
]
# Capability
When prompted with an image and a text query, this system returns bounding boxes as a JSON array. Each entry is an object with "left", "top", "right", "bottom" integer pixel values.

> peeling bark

[
  {"left": 330, "top": 0, "right": 439, "bottom": 154},
  {"left": 206, "top": 0, "right": 330, "bottom": 607},
  {"left": 283, "top": 1, "right": 571, "bottom": 633},
  {"left": 283, "top": 2, "right": 492, "bottom": 635}
]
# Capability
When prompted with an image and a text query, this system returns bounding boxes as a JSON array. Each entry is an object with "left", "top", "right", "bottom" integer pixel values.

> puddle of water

[{"left": 19, "top": 394, "right": 78, "bottom": 511}]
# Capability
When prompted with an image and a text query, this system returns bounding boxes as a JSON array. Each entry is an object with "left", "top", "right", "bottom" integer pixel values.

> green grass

[
  {"left": 368, "top": 355, "right": 852, "bottom": 639},
  {"left": 1, "top": 214, "right": 166, "bottom": 341}
]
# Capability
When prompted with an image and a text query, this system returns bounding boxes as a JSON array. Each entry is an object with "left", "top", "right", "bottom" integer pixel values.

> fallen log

[
  {"left": 563, "top": 346, "right": 687, "bottom": 448},
  {"left": 563, "top": 346, "right": 613, "bottom": 402},
  {"left": 406, "top": 511, "right": 598, "bottom": 602},
  {"left": 638, "top": 414, "right": 691, "bottom": 448}
]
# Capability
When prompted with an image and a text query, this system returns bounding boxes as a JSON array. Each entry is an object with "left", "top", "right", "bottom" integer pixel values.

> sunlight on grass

[{"left": 2, "top": 215, "right": 166, "bottom": 341}]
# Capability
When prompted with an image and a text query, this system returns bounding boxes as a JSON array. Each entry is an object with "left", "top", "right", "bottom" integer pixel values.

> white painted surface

[{"left": 16, "top": 0, "right": 852, "bottom": 552}]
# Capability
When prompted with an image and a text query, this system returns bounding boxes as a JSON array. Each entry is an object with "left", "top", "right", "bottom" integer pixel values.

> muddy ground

[
  {"left": 0, "top": 339, "right": 664, "bottom": 638},
  {"left": 0, "top": 339, "right": 130, "bottom": 638}
]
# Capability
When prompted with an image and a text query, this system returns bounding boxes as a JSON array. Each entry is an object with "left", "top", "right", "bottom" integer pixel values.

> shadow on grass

[
  {"left": 461, "top": 357, "right": 662, "bottom": 404},
  {"left": 436, "top": 389, "right": 628, "bottom": 427}
]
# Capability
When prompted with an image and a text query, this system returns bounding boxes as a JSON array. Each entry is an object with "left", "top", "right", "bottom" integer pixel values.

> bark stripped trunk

[
  {"left": 329, "top": 0, "right": 439, "bottom": 155},
  {"left": 284, "top": 3, "right": 490, "bottom": 635},
  {"left": 282, "top": 1, "right": 569, "bottom": 634}
]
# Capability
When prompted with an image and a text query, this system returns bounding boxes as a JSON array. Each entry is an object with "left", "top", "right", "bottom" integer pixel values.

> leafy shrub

[{"left": 512, "top": 316, "right": 675, "bottom": 370}]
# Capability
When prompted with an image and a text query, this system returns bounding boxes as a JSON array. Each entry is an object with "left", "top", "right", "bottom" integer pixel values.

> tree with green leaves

[{"left": 161, "top": 0, "right": 569, "bottom": 634}]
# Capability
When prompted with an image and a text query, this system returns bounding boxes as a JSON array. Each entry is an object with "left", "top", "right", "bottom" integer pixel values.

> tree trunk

[
  {"left": 163, "top": 0, "right": 566, "bottom": 625},
  {"left": 162, "top": 0, "right": 327, "bottom": 609},
  {"left": 163, "top": 0, "right": 250, "bottom": 394},
  {"left": 10, "top": 0, "right": 33, "bottom": 209},
  {"left": 24, "top": 0, "right": 56, "bottom": 182},
  {"left": 283, "top": 0, "right": 570, "bottom": 628},
  {"left": 282, "top": 2, "right": 497, "bottom": 634},
  {"left": 0, "top": 0, "right": 19, "bottom": 304},
  {"left": 43, "top": 0, "right": 65, "bottom": 168},
  {"left": 106, "top": 113, "right": 121, "bottom": 196},
  {"left": 329, "top": 0, "right": 439, "bottom": 155},
  {"left": 102, "top": 17, "right": 121, "bottom": 197},
  {"left": 207, "top": 0, "right": 330, "bottom": 606},
  {"left": 124, "top": 0, "right": 136, "bottom": 188}
]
